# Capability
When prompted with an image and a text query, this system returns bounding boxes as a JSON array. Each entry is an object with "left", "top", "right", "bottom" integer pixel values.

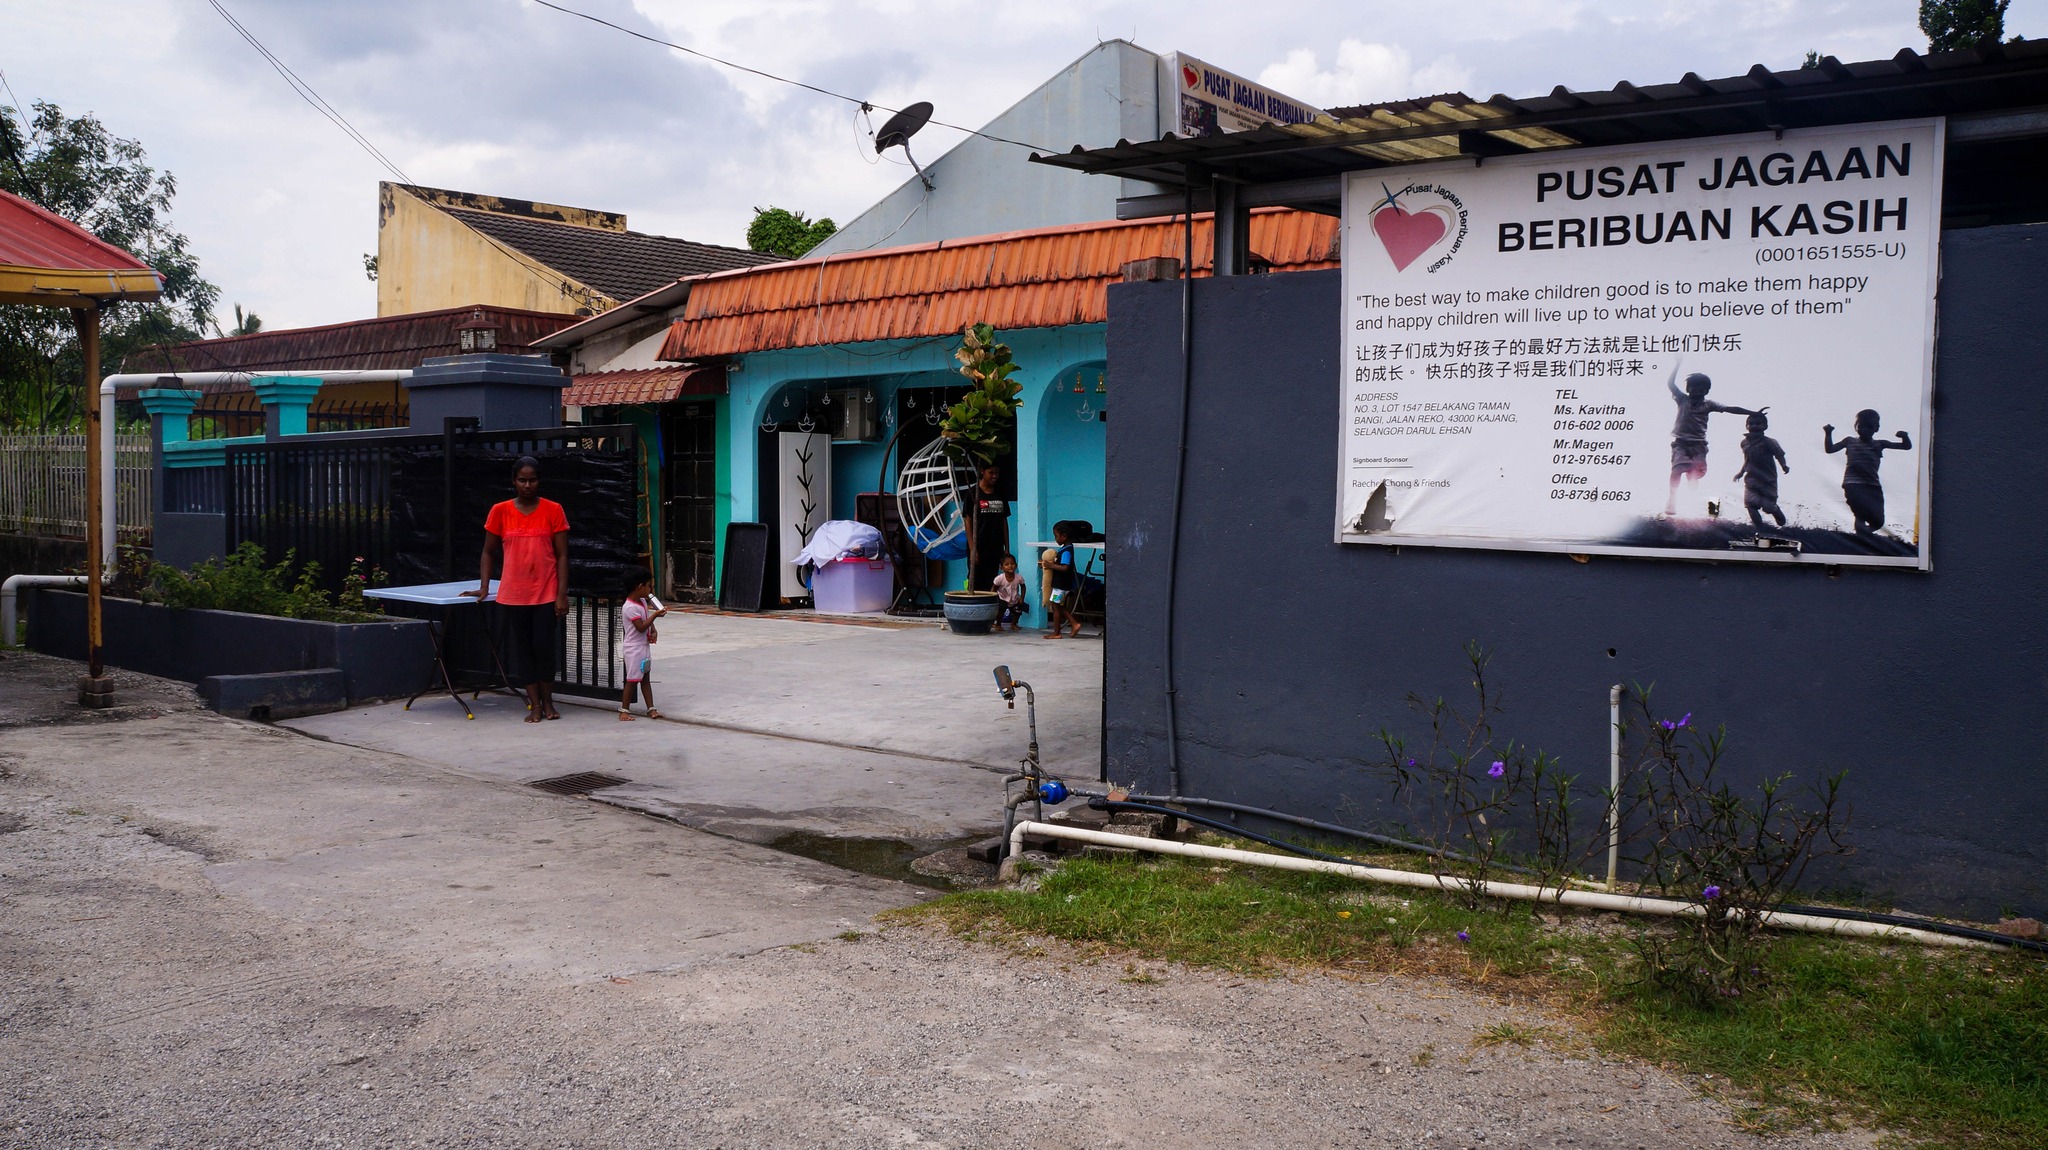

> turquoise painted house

[{"left": 540, "top": 210, "right": 1338, "bottom": 612}]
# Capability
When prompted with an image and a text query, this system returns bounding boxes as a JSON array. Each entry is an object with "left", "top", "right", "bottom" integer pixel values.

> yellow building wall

[{"left": 376, "top": 185, "right": 610, "bottom": 317}]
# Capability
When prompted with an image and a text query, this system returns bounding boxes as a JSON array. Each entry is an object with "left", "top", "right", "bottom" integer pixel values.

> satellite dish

[
  {"left": 872, "top": 101, "right": 936, "bottom": 191},
  {"left": 873, "top": 102, "right": 933, "bottom": 152}
]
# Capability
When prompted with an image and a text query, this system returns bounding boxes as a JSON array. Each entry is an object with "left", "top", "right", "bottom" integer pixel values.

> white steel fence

[{"left": 0, "top": 433, "right": 153, "bottom": 542}]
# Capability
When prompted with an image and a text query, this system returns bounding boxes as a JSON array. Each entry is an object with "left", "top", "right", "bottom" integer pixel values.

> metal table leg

[{"left": 403, "top": 608, "right": 475, "bottom": 719}]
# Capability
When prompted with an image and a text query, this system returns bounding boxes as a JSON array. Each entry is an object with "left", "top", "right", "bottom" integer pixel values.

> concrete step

[{"left": 200, "top": 669, "right": 348, "bottom": 721}]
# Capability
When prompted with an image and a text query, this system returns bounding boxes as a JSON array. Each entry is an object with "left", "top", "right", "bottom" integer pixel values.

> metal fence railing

[
  {"left": 162, "top": 465, "right": 226, "bottom": 515},
  {"left": 308, "top": 400, "right": 406, "bottom": 434},
  {"left": 559, "top": 595, "right": 622, "bottom": 698},
  {"left": 189, "top": 396, "right": 410, "bottom": 441},
  {"left": 190, "top": 395, "right": 266, "bottom": 441},
  {"left": 0, "top": 433, "right": 152, "bottom": 542}
]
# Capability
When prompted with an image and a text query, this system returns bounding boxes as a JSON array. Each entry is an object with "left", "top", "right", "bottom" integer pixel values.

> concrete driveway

[
  {"left": 0, "top": 668, "right": 1867, "bottom": 1150},
  {"left": 284, "top": 611, "right": 1103, "bottom": 850}
]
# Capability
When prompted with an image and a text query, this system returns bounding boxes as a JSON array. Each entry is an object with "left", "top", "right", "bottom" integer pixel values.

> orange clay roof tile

[
  {"left": 562, "top": 365, "right": 725, "bottom": 407},
  {"left": 658, "top": 208, "right": 1336, "bottom": 361}
]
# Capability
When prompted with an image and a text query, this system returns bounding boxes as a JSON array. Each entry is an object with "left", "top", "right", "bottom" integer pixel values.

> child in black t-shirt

[
  {"left": 1824, "top": 409, "right": 1912, "bottom": 535},
  {"left": 1663, "top": 365, "right": 1759, "bottom": 517},
  {"left": 1732, "top": 411, "right": 1790, "bottom": 528}
]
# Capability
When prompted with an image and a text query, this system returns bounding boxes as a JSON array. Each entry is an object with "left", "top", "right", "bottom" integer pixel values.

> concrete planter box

[{"left": 25, "top": 589, "right": 432, "bottom": 703}]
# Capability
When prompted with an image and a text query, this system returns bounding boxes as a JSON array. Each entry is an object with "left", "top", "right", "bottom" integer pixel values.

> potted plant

[{"left": 898, "top": 323, "right": 1023, "bottom": 634}]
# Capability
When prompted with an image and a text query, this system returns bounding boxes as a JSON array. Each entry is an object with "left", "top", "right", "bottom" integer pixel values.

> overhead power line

[
  {"left": 528, "top": 0, "right": 1055, "bottom": 154},
  {"left": 203, "top": 1, "right": 619, "bottom": 313},
  {"left": 205, "top": 0, "right": 415, "bottom": 185}
]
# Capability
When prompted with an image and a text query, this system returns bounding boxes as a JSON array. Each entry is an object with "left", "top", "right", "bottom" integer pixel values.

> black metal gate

[
  {"left": 224, "top": 424, "right": 642, "bottom": 698},
  {"left": 661, "top": 402, "right": 718, "bottom": 603}
]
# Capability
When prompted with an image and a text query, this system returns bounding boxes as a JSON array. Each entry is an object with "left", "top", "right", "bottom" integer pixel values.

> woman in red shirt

[{"left": 466, "top": 455, "right": 569, "bottom": 722}]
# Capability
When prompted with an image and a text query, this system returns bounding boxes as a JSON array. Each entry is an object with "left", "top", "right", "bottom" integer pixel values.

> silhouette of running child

[
  {"left": 1732, "top": 411, "right": 1790, "bottom": 528},
  {"left": 1663, "top": 364, "right": 1760, "bottom": 516},
  {"left": 1824, "top": 409, "right": 1912, "bottom": 535}
]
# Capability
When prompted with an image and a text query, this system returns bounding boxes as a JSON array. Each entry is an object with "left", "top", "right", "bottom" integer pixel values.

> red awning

[
  {"left": 0, "top": 187, "right": 162, "bottom": 308},
  {"left": 562, "top": 365, "right": 726, "bottom": 407}
]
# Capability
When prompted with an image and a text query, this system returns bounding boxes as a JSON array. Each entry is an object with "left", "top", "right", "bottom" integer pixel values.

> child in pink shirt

[
  {"left": 991, "top": 554, "right": 1028, "bottom": 632},
  {"left": 619, "top": 568, "right": 667, "bottom": 720}
]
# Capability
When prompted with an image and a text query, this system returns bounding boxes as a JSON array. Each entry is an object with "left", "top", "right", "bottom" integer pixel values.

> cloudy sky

[{"left": 6, "top": 0, "right": 2038, "bottom": 329}]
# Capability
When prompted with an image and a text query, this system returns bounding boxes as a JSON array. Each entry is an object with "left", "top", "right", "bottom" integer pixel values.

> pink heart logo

[{"left": 1372, "top": 203, "right": 1451, "bottom": 272}]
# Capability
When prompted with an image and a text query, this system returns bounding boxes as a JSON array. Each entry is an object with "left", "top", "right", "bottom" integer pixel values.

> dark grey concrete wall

[
  {"left": 155, "top": 512, "right": 226, "bottom": 569},
  {"left": 1104, "top": 225, "right": 2048, "bottom": 919},
  {"left": 0, "top": 533, "right": 87, "bottom": 585},
  {"left": 27, "top": 589, "right": 431, "bottom": 703}
]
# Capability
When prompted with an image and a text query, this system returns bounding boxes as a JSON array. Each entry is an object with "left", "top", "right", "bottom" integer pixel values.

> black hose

[
  {"left": 1777, "top": 904, "right": 2048, "bottom": 954},
  {"left": 1160, "top": 177, "right": 1196, "bottom": 799},
  {"left": 1088, "top": 798, "right": 1358, "bottom": 865}
]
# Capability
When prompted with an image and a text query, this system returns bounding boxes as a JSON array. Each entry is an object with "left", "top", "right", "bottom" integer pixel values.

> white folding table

[{"left": 363, "top": 580, "right": 516, "bottom": 719}]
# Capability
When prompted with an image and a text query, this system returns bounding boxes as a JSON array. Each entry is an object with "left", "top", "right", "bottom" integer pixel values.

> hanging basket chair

[{"left": 896, "top": 437, "right": 977, "bottom": 560}]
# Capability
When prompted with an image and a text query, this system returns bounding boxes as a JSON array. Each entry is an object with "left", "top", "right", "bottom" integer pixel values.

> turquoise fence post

[
  {"left": 137, "top": 388, "right": 200, "bottom": 446},
  {"left": 250, "top": 376, "right": 323, "bottom": 439}
]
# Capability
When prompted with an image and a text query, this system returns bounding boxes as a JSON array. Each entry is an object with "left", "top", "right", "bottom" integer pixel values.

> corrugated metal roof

[
  {"left": 658, "top": 209, "right": 1337, "bottom": 361},
  {"left": 0, "top": 187, "right": 162, "bottom": 307},
  {"left": 563, "top": 366, "right": 725, "bottom": 407},
  {"left": 121, "top": 304, "right": 579, "bottom": 374},
  {"left": 446, "top": 208, "right": 782, "bottom": 303},
  {"left": 1034, "top": 42, "right": 2048, "bottom": 187}
]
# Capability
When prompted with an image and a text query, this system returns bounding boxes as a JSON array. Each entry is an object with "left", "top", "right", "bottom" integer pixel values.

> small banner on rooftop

[
  {"left": 1161, "top": 52, "right": 1323, "bottom": 137},
  {"left": 1336, "top": 118, "right": 1944, "bottom": 569}
]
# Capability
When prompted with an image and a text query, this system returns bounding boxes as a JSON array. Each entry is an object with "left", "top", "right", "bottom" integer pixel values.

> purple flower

[
  {"left": 1658, "top": 719, "right": 1675, "bottom": 731},
  {"left": 1702, "top": 885, "right": 1722, "bottom": 901},
  {"left": 1678, "top": 712, "right": 1692, "bottom": 729},
  {"left": 1487, "top": 761, "right": 1505, "bottom": 778},
  {"left": 1406, "top": 758, "right": 1416, "bottom": 767},
  {"left": 1456, "top": 930, "right": 1470, "bottom": 942}
]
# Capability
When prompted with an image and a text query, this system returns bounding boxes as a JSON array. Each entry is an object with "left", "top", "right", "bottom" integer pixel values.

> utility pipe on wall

[
  {"left": 1001, "top": 821, "right": 1990, "bottom": 950},
  {"left": 1607, "top": 683, "right": 1623, "bottom": 891},
  {"left": 1, "top": 574, "right": 85, "bottom": 648},
  {"left": 97, "top": 370, "right": 415, "bottom": 568}
]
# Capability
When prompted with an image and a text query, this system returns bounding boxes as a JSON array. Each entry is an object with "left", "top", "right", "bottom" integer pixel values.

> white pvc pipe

[
  {"left": 2, "top": 574, "right": 86, "bottom": 648},
  {"left": 99, "top": 380, "right": 115, "bottom": 570},
  {"left": 100, "top": 370, "right": 415, "bottom": 390},
  {"left": 1003, "top": 821, "right": 1990, "bottom": 949},
  {"left": 99, "top": 369, "right": 415, "bottom": 568},
  {"left": 1607, "top": 683, "right": 1623, "bottom": 891}
]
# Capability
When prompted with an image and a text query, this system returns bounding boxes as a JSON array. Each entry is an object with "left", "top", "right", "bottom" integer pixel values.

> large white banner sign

[{"left": 1337, "top": 119, "right": 1943, "bottom": 569}]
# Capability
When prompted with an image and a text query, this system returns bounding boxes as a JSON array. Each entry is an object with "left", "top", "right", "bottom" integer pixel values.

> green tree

[
  {"left": 1, "top": 100, "right": 218, "bottom": 429},
  {"left": 746, "top": 206, "right": 836, "bottom": 259},
  {"left": 1920, "top": 0, "right": 2010, "bottom": 52},
  {"left": 215, "top": 303, "right": 262, "bottom": 338}
]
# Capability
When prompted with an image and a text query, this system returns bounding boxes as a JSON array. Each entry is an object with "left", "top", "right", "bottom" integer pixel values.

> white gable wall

[{"left": 807, "top": 41, "right": 1163, "bottom": 257}]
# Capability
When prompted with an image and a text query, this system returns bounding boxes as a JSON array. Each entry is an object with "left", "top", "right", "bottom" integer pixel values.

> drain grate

[{"left": 527, "top": 771, "right": 630, "bottom": 796}]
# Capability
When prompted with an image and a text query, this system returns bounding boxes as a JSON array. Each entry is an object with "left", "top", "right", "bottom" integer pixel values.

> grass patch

[{"left": 896, "top": 849, "right": 2048, "bottom": 1149}]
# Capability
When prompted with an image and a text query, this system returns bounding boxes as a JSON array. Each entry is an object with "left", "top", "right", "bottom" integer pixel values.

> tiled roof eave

[{"left": 656, "top": 209, "right": 1338, "bottom": 361}]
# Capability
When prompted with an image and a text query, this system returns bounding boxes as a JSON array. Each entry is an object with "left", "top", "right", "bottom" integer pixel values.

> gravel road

[{"left": 0, "top": 659, "right": 1874, "bottom": 1149}]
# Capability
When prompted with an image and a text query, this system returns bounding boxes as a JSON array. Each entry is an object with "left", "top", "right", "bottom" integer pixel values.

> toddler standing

[{"left": 619, "top": 568, "right": 667, "bottom": 720}]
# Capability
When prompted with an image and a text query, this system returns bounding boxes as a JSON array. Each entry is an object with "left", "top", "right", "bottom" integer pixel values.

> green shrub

[{"left": 143, "top": 542, "right": 386, "bottom": 623}]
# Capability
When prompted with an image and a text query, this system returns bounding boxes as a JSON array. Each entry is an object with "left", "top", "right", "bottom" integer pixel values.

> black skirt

[{"left": 496, "top": 602, "right": 558, "bottom": 686}]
